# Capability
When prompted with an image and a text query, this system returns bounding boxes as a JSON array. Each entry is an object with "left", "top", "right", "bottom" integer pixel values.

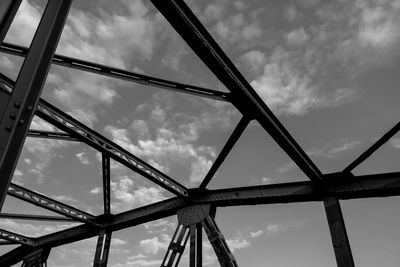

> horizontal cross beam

[
  {"left": 18, "top": 171, "right": 400, "bottom": 252},
  {"left": 0, "top": 42, "right": 230, "bottom": 102},
  {"left": 192, "top": 172, "right": 400, "bottom": 207}
]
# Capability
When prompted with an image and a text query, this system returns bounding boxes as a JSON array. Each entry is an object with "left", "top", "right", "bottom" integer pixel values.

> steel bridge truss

[{"left": 0, "top": 0, "right": 398, "bottom": 266}]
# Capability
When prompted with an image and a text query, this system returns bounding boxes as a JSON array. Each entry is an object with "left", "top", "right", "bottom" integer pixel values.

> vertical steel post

[
  {"left": 0, "top": 0, "right": 22, "bottom": 43},
  {"left": 93, "top": 230, "right": 112, "bottom": 267},
  {"left": 202, "top": 216, "right": 238, "bottom": 267},
  {"left": 196, "top": 224, "right": 202, "bottom": 266},
  {"left": 102, "top": 154, "right": 111, "bottom": 215},
  {"left": 189, "top": 223, "right": 203, "bottom": 267},
  {"left": 190, "top": 225, "right": 196, "bottom": 267},
  {"left": 0, "top": 0, "right": 72, "bottom": 210},
  {"left": 324, "top": 197, "right": 355, "bottom": 267}
]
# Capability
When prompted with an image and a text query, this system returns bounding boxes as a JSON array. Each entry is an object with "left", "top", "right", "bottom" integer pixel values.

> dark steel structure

[{"left": 0, "top": 0, "right": 398, "bottom": 266}]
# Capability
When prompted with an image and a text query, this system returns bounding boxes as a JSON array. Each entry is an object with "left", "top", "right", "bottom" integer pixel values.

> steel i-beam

[
  {"left": 324, "top": 197, "right": 355, "bottom": 267},
  {"left": 0, "top": 0, "right": 72, "bottom": 210},
  {"left": 93, "top": 230, "right": 112, "bottom": 267},
  {"left": 0, "top": 0, "right": 22, "bottom": 43},
  {"left": 161, "top": 224, "right": 190, "bottom": 267}
]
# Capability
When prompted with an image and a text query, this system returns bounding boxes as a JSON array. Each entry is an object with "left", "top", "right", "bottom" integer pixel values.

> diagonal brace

[{"left": 7, "top": 182, "right": 98, "bottom": 226}]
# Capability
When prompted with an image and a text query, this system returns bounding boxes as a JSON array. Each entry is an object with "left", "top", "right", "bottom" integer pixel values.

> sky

[{"left": 0, "top": 0, "right": 400, "bottom": 266}]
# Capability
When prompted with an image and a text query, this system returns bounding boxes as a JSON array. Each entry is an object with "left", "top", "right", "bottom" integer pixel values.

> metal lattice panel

[{"left": 0, "top": 0, "right": 399, "bottom": 266}]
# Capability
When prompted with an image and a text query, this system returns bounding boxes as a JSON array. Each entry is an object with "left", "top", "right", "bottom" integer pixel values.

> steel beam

[
  {"left": 200, "top": 116, "right": 250, "bottom": 189},
  {"left": 0, "top": 213, "right": 75, "bottom": 222},
  {"left": 102, "top": 154, "right": 111, "bottom": 215},
  {"left": 0, "top": 229, "right": 34, "bottom": 246},
  {"left": 150, "top": 0, "right": 323, "bottom": 184},
  {"left": 0, "top": 73, "right": 188, "bottom": 198},
  {"left": 93, "top": 230, "right": 112, "bottom": 267},
  {"left": 202, "top": 216, "right": 238, "bottom": 267},
  {"left": 27, "top": 129, "right": 79, "bottom": 142},
  {"left": 0, "top": 42, "right": 230, "bottom": 102},
  {"left": 0, "top": 0, "right": 22, "bottom": 43},
  {"left": 34, "top": 198, "right": 187, "bottom": 248},
  {"left": 0, "top": 0, "right": 72, "bottom": 210},
  {"left": 14, "top": 172, "right": 400, "bottom": 252},
  {"left": 344, "top": 121, "right": 400, "bottom": 173},
  {"left": 7, "top": 183, "right": 98, "bottom": 226},
  {"left": 324, "top": 197, "right": 355, "bottom": 267},
  {"left": 161, "top": 224, "right": 190, "bottom": 267},
  {"left": 192, "top": 172, "right": 400, "bottom": 207}
]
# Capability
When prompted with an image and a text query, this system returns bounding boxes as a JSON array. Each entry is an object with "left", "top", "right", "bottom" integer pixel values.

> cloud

[
  {"left": 226, "top": 238, "right": 250, "bottom": 252},
  {"left": 4, "top": 0, "right": 42, "bottom": 46},
  {"left": 286, "top": 27, "right": 310, "bottom": 46},
  {"left": 90, "top": 187, "right": 101, "bottom": 194},
  {"left": 307, "top": 139, "right": 361, "bottom": 158},
  {"left": 76, "top": 152, "right": 90, "bottom": 165},
  {"left": 24, "top": 117, "right": 70, "bottom": 182},
  {"left": 140, "top": 234, "right": 170, "bottom": 254},
  {"left": 104, "top": 92, "right": 236, "bottom": 186},
  {"left": 51, "top": 70, "right": 118, "bottom": 127},
  {"left": 250, "top": 230, "right": 264, "bottom": 238},
  {"left": 111, "top": 175, "right": 166, "bottom": 212},
  {"left": 248, "top": 48, "right": 356, "bottom": 115}
]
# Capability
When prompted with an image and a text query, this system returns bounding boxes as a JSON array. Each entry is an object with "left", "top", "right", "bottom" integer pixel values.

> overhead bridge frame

[{"left": 0, "top": 0, "right": 399, "bottom": 266}]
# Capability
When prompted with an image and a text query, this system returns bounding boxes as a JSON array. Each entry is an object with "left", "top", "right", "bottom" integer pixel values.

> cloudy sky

[{"left": 1, "top": 0, "right": 400, "bottom": 266}]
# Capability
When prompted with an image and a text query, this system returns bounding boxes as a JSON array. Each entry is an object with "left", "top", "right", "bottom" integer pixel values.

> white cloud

[
  {"left": 226, "top": 238, "right": 250, "bottom": 252},
  {"left": 112, "top": 238, "right": 128, "bottom": 246},
  {"left": 307, "top": 139, "right": 361, "bottom": 158},
  {"left": 104, "top": 93, "right": 236, "bottom": 186},
  {"left": 261, "top": 177, "right": 274, "bottom": 185},
  {"left": 249, "top": 48, "right": 356, "bottom": 115},
  {"left": 140, "top": 234, "right": 170, "bottom": 254},
  {"left": 111, "top": 176, "right": 166, "bottom": 212},
  {"left": 90, "top": 187, "right": 101, "bottom": 194},
  {"left": 250, "top": 230, "right": 264, "bottom": 238},
  {"left": 76, "top": 152, "right": 90, "bottom": 165},
  {"left": 286, "top": 27, "right": 309, "bottom": 46},
  {"left": 4, "top": 0, "right": 42, "bottom": 46}
]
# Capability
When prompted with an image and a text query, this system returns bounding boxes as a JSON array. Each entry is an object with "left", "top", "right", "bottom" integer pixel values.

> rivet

[
  {"left": 14, "top": 102, "right": 20, "bottom": 108},
  {"left": 26, "top": 106, "right": 33, "bottom": 112},
  {"left": 4, "top": 125, "right": 12, "bottom": 131},
  {"left": 18, "top": 119, "right": 24, "bottom": 125},
  {"left": 9, "top": 113, "right": 16, "bottom": 120}
]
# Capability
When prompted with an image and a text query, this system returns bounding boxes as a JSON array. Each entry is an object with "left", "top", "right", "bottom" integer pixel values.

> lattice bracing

[{"left": 0, "top": 0, "right": 399, "bottom": 266}]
